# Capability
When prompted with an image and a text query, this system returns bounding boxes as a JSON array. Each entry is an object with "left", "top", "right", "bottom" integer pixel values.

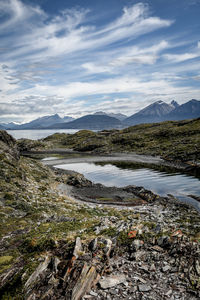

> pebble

[
  {"left": 162, "top": 265, "right": 171, "bottom": 272},
  {"left": 138, "top": 284, "right": 152, "bottom": 292}
]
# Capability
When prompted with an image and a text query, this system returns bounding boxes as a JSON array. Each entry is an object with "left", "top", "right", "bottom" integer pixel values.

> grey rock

[
  {"left": 71, "top": 263, "right": 96, "bottom": 300},
  {"left": 157, "top": 236, "right": 170, "bottom": 249},
  {"left": 162, "top": 265, "right": 171, "bottom": 272},
  {"left": 99, "top": 274, "right": 126, "bottom": 289},
  {"left": 138, "top": 284, "right": 152, "bottom": 292},
  {"left": 89, "top": 238, "right": 98, "bottom": 252},
  {"left": 73, "top": 237, "right": 82, "bottom": 259},
  {"left": 90, "top": 290, "right": 98, "bottom": 296}
]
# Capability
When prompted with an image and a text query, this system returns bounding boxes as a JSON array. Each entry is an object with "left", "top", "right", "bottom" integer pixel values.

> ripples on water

[{"left": 55, "top": 162, "right": 200, "bottom": 210}]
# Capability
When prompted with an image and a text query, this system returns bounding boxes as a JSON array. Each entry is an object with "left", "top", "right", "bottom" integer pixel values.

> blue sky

[{"left": 0, "top": 0, "right": 200, "bottom": 123}]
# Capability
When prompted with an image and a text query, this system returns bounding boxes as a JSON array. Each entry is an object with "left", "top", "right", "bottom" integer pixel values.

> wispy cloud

[{"left": 0, "top": 0, "right": 199, "bottom": 122}]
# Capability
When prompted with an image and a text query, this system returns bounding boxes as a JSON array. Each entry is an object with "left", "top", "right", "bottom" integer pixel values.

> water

[
  {"left": 55, "top": 162, "right": 200, "bottom": 210},
  {"left": 6, "top": 129, "right": 81, "bottom": 140}
]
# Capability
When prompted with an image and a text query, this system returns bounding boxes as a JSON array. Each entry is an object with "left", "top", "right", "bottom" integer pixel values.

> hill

[
  {"left": 0, "top": 130, "right": 199, "bottom": 299},
  {"left": 41, "top": 118, "right": 200, "bottom": 162}
]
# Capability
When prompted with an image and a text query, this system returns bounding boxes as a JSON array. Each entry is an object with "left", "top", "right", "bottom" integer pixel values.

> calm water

[
  {"left": 6, "top": 129, "right": 81, "bottom": 140},
  {"left": 55, "top": 162, "right": 200, "bottom": 210}
]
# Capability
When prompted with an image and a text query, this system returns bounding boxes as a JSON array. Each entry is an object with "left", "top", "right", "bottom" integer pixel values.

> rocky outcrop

[
  {"left": 21, "top": 232, "right": 200, "bottom": 300},
  {"left": 0, "top": 130, "right": 19, "bottom": 159}
]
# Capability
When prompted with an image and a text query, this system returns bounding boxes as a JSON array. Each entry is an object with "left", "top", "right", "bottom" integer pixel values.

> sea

[{"left": 6, "top": 129, "right": 81, "bottom": 140}]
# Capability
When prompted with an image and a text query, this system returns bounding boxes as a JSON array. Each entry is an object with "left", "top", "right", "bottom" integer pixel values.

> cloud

[
  {"left": 82, "top": 40, "right": 170, "bottom": 74},
  {"left": 164, "top": 52, "right": 199, "bottom": 62},
  {"left": 0, "top": 1, "right": 172, "bottom": 64},
  {"left": 0, "top": 0, "right": 45, "bottom": 31},
  {"left": 0, "top": 1, "right": 199, "bottom": 123}
]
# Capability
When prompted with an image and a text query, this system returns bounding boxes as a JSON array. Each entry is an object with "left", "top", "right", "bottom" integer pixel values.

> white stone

[{"left": 99, "top": 274, "right": 126, "bottom": 289}]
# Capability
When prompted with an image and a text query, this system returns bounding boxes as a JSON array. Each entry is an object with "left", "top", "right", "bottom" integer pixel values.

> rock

[
  {"left": 195, "top": 259, "right": 200, "bottom": 276},
  {"left": 90, "top": 290, "right": 98, "bottom": 296},
  {"left": 130, "top": 239, "right": 143, "bottom": 252},
  {"left": 151, "top": 245, "right": 163, "bottom": 252},
  {"left": 138, "top": 284, "right": 152, "bottom": 292},
  {"left": 150, "top": 263, "right": 156, "bottom": 272},
  {"left": 73, "top": 237, "right": 82, "bottom": 259},
  {"left": 0, "top": 259, "right": 24, "bottom": 289},
  {"left": 89, "top": 238, "right": 98, "bottom": 252},
  {"left": 157, "top": 236, "right": 170, "bottom": 249},
  {"left": 101, "top": 238, "right": 112, "bottom": 258},
  {"left": 25, "top": 255, "right": 51, "bottom": 290},
  {"left": 53, "top": 256, "right": 61, "bottom": 273},
  {"left": 99, "top": 274, "right": 126, "bottom": 289},
  {"left": 133, "top": 250, "right": 146, "bottom": 261},
  {"left": 71, "top": 263, "right": 97, "bottom": 300},
  {"left": 162, "top": 265, "right": 171, "bottom": 272}
]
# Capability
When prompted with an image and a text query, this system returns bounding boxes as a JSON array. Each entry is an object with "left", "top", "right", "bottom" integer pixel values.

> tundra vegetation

[
  {"left": 22, "top": 118, "right": 200, "bottom": 162},
  {"left": 0, "top": 119, "right": 200, "bottom": 299}
]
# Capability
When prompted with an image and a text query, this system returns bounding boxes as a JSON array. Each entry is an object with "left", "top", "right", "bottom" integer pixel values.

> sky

[{"left": 0, "top": 0, "right": 200, "bottom": 123}]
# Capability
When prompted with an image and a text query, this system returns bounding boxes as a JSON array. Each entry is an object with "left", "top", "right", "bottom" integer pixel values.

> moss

[
  {"left": 0, "top": 256, "right": 13, "bottom": 265},
  {"left": 99, "top": 227, "right": 118, "bottom": 237}
]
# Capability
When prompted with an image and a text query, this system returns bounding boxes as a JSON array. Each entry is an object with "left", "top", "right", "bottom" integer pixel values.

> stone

[
  {"left": 195, "top": 259, "right": 200, "bottom": 276},
  {"left": 150, "top": 263, "right": 156, "bottom": 272},
  {"left": 89, "top": 238, "right": 98, "bottom": 252},
  {"left": 25, "top": 255, "right": 51, "bottom": 290},
  {"left": 134, "top": 250, "right": 146, "bottom": 261},
  {"left": 73, "top": 237, "right": 82, "bottom": 259},
  {"left": 101, "top": 238, "right": 112, "bottom": 258},
  {"left": 138, "top": 284, "right": 152, "bottom": 292},
  {"left": 157, "top": 236, "right": 170, "bottom": 249},
  {"left": 99, "top": 274, "right": 126, "bottom": 289},
  {"left": 130, "top": 239, "right": 143, "bottom": 252},
  {"left": 71, "top": 263, "right": 96, "bottom": 300},
  {"left": 90, "top": 290, "right": 98, "bottom": 296},
  {"left": 162, "top": 265, "right": 171, "bottom": 272}
]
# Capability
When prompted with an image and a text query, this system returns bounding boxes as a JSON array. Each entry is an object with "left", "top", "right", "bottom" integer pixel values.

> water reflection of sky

[
  {"left": 6, "top": 129, "right": 80, "bottom": 140},
  {"left": 55, "top": 162, "right": 200, "bottom": 211}
]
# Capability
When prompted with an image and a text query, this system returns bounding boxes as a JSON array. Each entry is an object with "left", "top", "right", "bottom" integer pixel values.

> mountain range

[
  {"left": 48, "top": 114, "right": 122, "bottom": 130},
  {"left": 2, "top": 114, "right": 74, "bottom": 130},
  {"left": 1, "top": 99, "right": 200, "bottom": 130}
]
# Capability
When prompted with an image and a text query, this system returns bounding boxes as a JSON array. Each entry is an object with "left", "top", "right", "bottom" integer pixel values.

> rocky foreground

[{"left": 0, "top": 130, "right": 200, "bottom": 299}]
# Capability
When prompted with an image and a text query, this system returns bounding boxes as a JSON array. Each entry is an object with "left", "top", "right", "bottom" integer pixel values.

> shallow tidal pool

[{"left": 55, "top": 162, "right": 200, "bottom": 210}]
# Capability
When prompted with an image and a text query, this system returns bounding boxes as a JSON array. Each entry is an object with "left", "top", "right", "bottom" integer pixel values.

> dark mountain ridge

[
  {"left": 124, "top": 100, "right": 176, "bottom": 125},
  {"left": 124, "top": 99, "right": 200, "bottom": 126},
  {"left": 48, "top": 114, "right": 122, "bottom": 130},
  {"left": 164, "top": 99, "right": 200, "bottom": 121}
]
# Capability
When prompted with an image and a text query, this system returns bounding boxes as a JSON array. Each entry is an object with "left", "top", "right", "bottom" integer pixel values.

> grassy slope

[
  {"left": 38, "top": 118, "right": 200, "bottom": 162},
  {"left": 0, "top": 124, "right": 200, "bottom": 298}
]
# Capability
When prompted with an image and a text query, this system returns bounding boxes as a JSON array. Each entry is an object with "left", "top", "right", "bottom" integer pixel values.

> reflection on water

[{"left": 54, "top": 162, "right": 200, "bottom": 210}]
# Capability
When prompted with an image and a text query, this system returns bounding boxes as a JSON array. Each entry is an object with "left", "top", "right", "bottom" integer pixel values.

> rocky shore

[{"left": 0, "top": 129, "right": 200, "bottom": 299}]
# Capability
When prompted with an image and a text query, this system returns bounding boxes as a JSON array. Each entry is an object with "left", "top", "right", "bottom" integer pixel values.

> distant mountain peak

[
  {"left": 94, "top": 111, "right": 107, "bottom": 115},
  {"left": 171, "top": 100, "right": 179, "bottom": 108}
]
